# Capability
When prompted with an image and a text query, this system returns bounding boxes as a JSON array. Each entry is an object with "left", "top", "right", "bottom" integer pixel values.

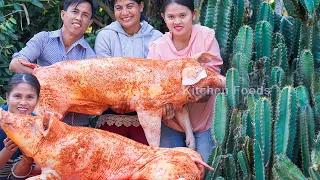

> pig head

[
  {"left": 19, "top": 52, "right": 226, "bottom": 147},
  {"left": 0, "top": 109, "right": 213, "bottom": 179}
]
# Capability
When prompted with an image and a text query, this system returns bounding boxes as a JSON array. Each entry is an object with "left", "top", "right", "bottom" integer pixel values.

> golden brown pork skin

[
  {"left": 19, "top": 52, "right": 226, "bottom": 147},
  {"left": 0, "top": 110, "right": 214, "bottom": 180}
]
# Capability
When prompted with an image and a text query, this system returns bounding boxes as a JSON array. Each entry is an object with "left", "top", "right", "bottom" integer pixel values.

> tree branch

[
  {"left": 95, "top": 0, "right": 115, "bottom": 22},
  {"left": 93, "top": 17, "right": 105, "bottom": 28}
]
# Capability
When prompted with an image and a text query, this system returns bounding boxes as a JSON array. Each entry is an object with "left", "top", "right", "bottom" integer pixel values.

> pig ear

[
  {"left": 192, "top": 52, "right": 215, "bottom": 63},
  {"left": 40, "top": 111, "right": 57, "bottom": 137},
  {"left": 182, "top": 66, "right": 207, "bottom": 85}
]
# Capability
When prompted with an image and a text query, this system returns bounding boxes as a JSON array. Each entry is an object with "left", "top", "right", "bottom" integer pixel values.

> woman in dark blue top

[{"left": 0, "top": 73, "right": 40, "bottom": 179}]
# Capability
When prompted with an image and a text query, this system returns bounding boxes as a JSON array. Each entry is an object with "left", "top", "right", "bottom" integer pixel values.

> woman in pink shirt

[{"left": 147, "top": 0, "right": 223, "bottom": 162}]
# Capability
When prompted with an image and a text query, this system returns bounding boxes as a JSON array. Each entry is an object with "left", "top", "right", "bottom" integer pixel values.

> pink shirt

[{"left": 147, "top": 25, "right": 223, "bottom": 133}]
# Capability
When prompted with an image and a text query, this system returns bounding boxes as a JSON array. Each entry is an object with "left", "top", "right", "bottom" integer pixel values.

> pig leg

[
  {"left": 175, "top": 105, "right": 196, "bottom": 150},
  {"left": 136, "top": 109, "right": 162, "bottom": 147}
]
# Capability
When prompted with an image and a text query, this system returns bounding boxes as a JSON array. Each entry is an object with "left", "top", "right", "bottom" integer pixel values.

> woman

[
  {"left": 147, "top": 0, "right": 223, "bottom": 162},
  {"left": 94, "top": 0, "right": 162, "bottom": 145},
  {"left": 0, "top": 73, "right": 41, "bottom": 179}
]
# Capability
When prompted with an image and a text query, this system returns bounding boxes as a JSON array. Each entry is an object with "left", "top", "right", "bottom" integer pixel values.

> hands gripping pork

[{"left": 19, "top": 52, "right": 226, "bottom": 147}]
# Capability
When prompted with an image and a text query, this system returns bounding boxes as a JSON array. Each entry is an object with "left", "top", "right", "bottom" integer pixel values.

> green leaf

[
  {"left": 31, "top": 0, "right": 43, "bottom": 8},
  {"left": 0, "top": 0, "right": 4, "bottom": 7},
  {"left": 9, "top": 17, "right": 16, "bottom": 25},
  {"left": 13, "top": 3, "right": 21, "bottom": 10}
]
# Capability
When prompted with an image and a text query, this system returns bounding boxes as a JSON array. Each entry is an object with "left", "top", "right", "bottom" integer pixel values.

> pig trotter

[{"left": 185, "top": 132, "right": 196, "bottom": 150}]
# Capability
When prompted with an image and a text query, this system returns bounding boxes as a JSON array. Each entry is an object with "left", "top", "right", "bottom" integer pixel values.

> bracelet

[{"left": 10, "top": 161, "right": 33, "bottom": 178}]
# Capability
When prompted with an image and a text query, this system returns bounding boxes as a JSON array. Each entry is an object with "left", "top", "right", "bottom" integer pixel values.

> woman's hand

[
  {"left": 188, "top": 86, "right": 211, "bottom": 103},
  {"left": 3, "top": 137, "right": 18, "bottom": 152},
  {"left": 162, "top": 104, "right": 175, "bottom": 120}
]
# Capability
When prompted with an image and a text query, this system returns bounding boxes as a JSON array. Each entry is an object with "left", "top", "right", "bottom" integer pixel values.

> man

[
  {"left": 8, "top": 1, "right": 98, "bottom": 178},
  {"left": 9, "top": 0, "right": 98, "bottom": 127}
]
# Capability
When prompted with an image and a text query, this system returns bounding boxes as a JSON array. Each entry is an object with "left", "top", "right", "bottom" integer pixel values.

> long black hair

[
  {"left": 7, "top": 73, "right": 40, "bottom": 97},
  {"left": 161, "top": 0, "right": 194, "bottom": 13},
  {"left": 110, "top": 0, "right": 148, "bottom": 22}
]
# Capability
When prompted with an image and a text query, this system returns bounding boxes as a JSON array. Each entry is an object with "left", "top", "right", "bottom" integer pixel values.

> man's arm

[{"left": 9, "top": 59, "right": 34, "bottom": 74}]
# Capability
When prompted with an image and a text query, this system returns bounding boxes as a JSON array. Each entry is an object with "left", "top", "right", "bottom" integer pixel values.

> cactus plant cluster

[{"left": 202, "top": 0, "right": 320, "bottom": 179}]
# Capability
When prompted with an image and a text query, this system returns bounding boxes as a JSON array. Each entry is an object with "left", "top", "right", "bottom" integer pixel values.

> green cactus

[
  {"left": 299, "top": 23, "right": 313, "bottom": 55},
  {"left": 212, "top": 93, "right": 229, "bottom": 147},
  {"left": 247, "top": 92, "right": 261, "bottom": 117},
  {"left": 248, "top": 0, "right": 264, "bottom": 28},
  {"left": 309, "top": 167, "right": 320, "bottom": 180},
  {"left": 232, "top": 53, "right": 249, "bottom": 106},
  {"left": 200, "top": 0, "right": 208, "bottom": 25},
  {"left": 259, "top": 2, "right": 274, "bottom": 31},
  {"left": 298, "top": 49, "right": 315, "bottom": 89},
  {"left": 312, "top": 20, "right": 320, "bottom": 68},
  {"left": 203, "top": 0, "right": 232, "bottom": 63},
  {"left": 238, "top": 151, "right": 252, "bottom": 177},
  {"left": 206, "top": 155, "right": 223, "bottom": 180},
  {"left": 272, "top": 154, "right": 306, "bottom": 179},
  {"left": 300, "top": 0, "right": 316, "bottom": 15},
  {"left": 271, "top": 43, "right": 289, "bottom": 73},
  {"left": 242, "top": 110, "right": 255, "bottom": 138},
  {"left": 255, "top": 21, "right": 272, "bottom": 60},
  {"left": 206, "top": 146, "right": 222, "bottom": 180},
  {"left": 229, "top": 0, "right": 245, "bottom": 55},
  {"left": 283, "top": 0, "right": 306, "bottom": 20},
  {"left": 226, "top": 68, "right": 240, "bottom": 109},
  {"left": 313, "top": 105, "right": 320, "bottom": 135},
  {"left": 270, "top": 85, "right": 280, "bottom": 119},
  {"left": 254, "top": 98, "right": 272, "bottom": 166},
  {"left": 254, "top": 140, "right": 265, "bottom": 180},
  {"left": 311, "top": 133, "right": 320, "bottom": 166},
  {"left": 280, "top": 17, "right": 301, "bottom": 59},
  {"left": 233, "top": 25, "right": 253, "bottom": 60},
  {"left": 272, "top": 33, "right": 286, "bottom": 49},
  {"left": 273, "top": 11, "right": 282, "bottom": 33},
  {"left": 312, "top": 72, "right": 320, "bottom": 121},
  {"left": 270, "top": 67, "right": 286, "bottom": 88},
  {"left": 296, "top": 85, "right": 311, "bottom": 107},
  {"left": 299, "top": 105, "right": 313, "bottom": 176},
  {"left": 223, "top": 154, "right": 236, "bottom": 179},
  {"left": 225, "top": 109, "right": 238, "bottom": 154},
  {"left": 275, "top": 86, "right": 297, "bottom": 160}
]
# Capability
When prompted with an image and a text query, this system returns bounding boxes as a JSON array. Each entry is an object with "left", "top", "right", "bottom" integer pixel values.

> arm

[
  {"left": 9, "top": 59, "right": 34, "bottom": 74},
  {"left": 9, "top": 32, "right": 46, "bottom": 73},
  {"left": 11, "top": 155, "right": 34, "bottom": 178},
  {"left": 94, "top": 30, "right": 112, "bottom": 58}
]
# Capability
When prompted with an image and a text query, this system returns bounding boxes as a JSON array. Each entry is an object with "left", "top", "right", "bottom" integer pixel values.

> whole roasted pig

[
  {"left": 19, "top": 52, "right": 226, "bottom": 146},
  {"left": 0, "top": 109, "right": 214, "bottom": 179}
]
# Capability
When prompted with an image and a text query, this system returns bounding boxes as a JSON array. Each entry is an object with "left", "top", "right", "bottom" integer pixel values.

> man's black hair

[{"left": 63, "top": 0, "right": 98, "bottom": 19}]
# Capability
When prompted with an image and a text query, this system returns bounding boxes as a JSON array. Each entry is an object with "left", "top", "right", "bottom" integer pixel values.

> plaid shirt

[{"left": 12, "top": 29, "right": 96, "bottom": 126}]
